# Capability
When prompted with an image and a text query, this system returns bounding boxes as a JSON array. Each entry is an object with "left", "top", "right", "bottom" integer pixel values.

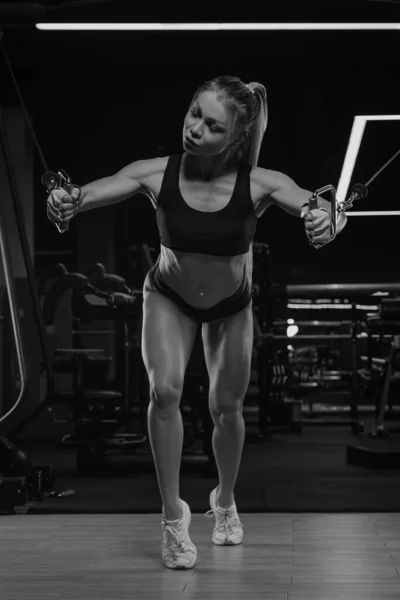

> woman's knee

[
  {"left": 209, "top": 381, "right": 245, "bottom": 418},
  {"left": 149, "top": 378, "right": 183, "bottom": 417}
]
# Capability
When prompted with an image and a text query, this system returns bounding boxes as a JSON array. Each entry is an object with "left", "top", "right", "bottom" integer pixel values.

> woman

[{"left": 47, "top": 75, "right": 347, "bottom": 570}]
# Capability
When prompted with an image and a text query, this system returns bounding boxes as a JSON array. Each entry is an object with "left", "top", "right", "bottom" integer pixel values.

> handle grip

[
  {"left": 308, "top": 184, "right": 338, "bottom": 247},
  {"left": 42, "top": 169, "right": 80, "bottom": 234},
  {"left": 307, "top": 182, "right": 367, "bottom": 248}
]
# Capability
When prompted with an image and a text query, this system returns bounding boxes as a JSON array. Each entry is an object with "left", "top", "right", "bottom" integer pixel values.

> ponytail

[{"left": 241, "top": 82, "right": 268, "bottom": 167}]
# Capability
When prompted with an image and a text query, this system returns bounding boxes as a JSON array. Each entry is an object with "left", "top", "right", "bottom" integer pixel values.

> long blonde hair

[{"left": 190, "top": 75, "right": 268, "bottom": 167}]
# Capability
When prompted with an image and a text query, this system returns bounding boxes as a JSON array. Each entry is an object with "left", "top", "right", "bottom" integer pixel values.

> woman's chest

[
  {"left": 179, "top": 178, "right": 235, "bottom": 212},
  {"left": 143, "top": 163, "right": 272, "bottom": 218}
]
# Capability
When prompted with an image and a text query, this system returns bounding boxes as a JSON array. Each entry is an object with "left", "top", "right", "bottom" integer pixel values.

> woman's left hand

[{"left": 300, "top": 207, "right": 347, "bottom": 249}]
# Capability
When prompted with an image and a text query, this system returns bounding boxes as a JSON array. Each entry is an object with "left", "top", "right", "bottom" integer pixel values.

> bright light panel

[
  {"left": 337, "top": 115, "right": 400, "bottom": 216},
  {"left": 35, "top": 23, "right": 400, "bottom": 31}
]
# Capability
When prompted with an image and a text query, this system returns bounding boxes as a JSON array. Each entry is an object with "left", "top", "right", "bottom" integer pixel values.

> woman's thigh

[
  {"left": 141, "top": 283, "right": 198, "bottom": 408},
  {"left": 202, "top": 302, "right": 254, "bottom": 412}
]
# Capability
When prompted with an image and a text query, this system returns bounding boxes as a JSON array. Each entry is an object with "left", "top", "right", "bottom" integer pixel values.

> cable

[{"left": 0, "top": 44, "right": 48, "bottom": 172}]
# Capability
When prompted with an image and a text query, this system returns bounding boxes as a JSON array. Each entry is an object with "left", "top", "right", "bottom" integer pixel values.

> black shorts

[{"left": 144, "top": 256, "right": 252, "bottom": 325}]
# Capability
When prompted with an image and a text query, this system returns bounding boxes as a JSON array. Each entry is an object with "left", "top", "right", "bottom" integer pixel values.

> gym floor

[{"left": 2, "top": 423, "right": 400, "bottom": 600}]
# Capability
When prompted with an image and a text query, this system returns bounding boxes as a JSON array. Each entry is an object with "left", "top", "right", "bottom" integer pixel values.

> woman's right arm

[
  {"left": 79, "top": 158, "right": 153, "bottom": 212},
  {"left": 47, "top": 157, "right": 163, "bottom": 225}
]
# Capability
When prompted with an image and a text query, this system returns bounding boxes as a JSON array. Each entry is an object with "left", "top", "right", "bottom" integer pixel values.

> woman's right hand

[{"left": 46, "top": 186, "right": 81, "bottom": 225}]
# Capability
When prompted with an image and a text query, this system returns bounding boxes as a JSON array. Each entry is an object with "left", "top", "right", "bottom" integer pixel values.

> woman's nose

[{"left": 191, "top": 126, "right": 201, "bottom": 138}]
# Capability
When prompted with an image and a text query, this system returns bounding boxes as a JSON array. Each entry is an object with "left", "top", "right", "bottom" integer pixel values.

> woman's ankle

[{"left": 163, "top": 500, "right": 183, "bottom": 522}]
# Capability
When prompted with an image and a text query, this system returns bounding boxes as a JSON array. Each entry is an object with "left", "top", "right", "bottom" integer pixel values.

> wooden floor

[{"left": 1, "top": 513, "right": 400, "bottom": 599}]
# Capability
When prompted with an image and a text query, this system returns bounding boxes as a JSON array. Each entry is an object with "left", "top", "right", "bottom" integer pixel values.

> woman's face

[{"left": 182, "top": 90, "right": 234, "bottom": 156}]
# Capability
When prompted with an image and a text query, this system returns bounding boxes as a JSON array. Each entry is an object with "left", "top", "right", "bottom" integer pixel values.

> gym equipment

[
  {"left": 266, "top": 282, "right": 400, "bottom": 435},
  {"left": 248, "top": 243, "right": 275, "bottom": 441},
  {"left": 29, "top": 263, "right": 148, "bottom": 473},
  {"left": 0, "top": 23, "right": 69, "bottom": 511},
  {"left": 365, "top": 300, "right": 400, "bottom": 438},
  {"left": 307, "top": 148, "right": 399, "bottom": 247},
  {"left": 347, "top": 298, "right": 400, "bottom": 468},
  {"left": 13, "top": 262, "right": 216, "bottom": 476},
  {"left": 0, "top": 66, "right": 75, "bottom": 512}
]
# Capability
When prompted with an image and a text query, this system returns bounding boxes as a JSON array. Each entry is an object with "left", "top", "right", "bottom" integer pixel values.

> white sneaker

[
  {"left": 161, "top": 499, "right": 197, "bottom": 569},
  {"left": 205, "top": 487, "right": 244, "bottom": 545}
]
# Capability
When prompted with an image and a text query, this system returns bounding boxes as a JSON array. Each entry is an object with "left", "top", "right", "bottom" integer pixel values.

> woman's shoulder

[
  {"left": 131, "top": 155, "right": 173, "bottom": 207},
  {"left": 250, "top": 165, "right": 286, "bottom": 196},
  {"left": 132, "top": 155, "right": 171, "bottom": 180}
]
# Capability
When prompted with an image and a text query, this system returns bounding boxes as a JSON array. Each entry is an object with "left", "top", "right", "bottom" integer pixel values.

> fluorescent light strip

[
  {"left": 288, "top": 303, "right": 379, "bottom": 310},
  {"left": 346, "top": 211, "right": 400, "bottom": 216},
  {"left": 336, "top": 115, "right": 400, "bottom": 213},
  {"left": 35, "top": 23, "right": 400, "bottom": 31},
  {"left": 336, "top": 117, "right": 366, "bottom": 204},
  {"left": 287, "top": 303, "right": 353, "bottom": 309}
]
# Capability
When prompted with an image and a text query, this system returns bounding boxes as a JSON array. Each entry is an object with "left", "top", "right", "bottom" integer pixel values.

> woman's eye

[{"left": 190, "top": 109, "right": 220, "bottom": 133}]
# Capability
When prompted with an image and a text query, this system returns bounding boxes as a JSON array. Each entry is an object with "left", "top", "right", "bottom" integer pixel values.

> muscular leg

[
  {"left": 202, "top": 303, "right": 253, "bottom": 508},
  {"left": 142, "top": 283, "right": 197, "bottom": 521}
]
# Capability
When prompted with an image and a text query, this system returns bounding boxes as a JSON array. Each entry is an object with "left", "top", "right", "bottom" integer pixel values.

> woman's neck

[{"left": 183, "top": 151, "right": 238, "bottom": 181}]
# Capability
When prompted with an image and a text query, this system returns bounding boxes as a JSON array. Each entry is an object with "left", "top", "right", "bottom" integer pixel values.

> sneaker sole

[{"left": 162, "top": 546, "right": 197, "bottom": 570}]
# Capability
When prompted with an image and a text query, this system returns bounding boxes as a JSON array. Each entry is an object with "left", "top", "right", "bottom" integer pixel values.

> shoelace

[
  {"left": 205, "top": 507, "right": 244, "bottom": 537},
  {"left": 164, "top": 523, "right": 190, "bottom": 552}
]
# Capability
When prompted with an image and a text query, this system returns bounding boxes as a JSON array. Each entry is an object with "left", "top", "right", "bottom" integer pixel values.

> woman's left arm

[{"left": 257, "top": 168, "right": 348, "bottom": 245}]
